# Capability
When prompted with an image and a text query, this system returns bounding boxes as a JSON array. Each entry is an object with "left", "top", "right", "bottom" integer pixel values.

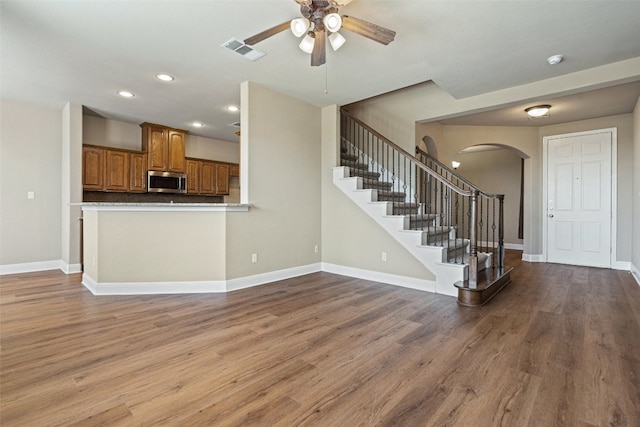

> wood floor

[{"left": 1, "top": 251, "right": 639, "bottom": 426}]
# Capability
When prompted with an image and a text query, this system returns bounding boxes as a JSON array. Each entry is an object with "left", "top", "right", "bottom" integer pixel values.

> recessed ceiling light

[
  {"left": 156, "top": 73, "right": 174, "bottom": 81},
  {"left": 191, "top": 122, "right": 204, "bottom": 128},
  {"left": 118, "top": 90, "right": 135, "bottom": 98},
  {"left": 226, "top": 105, "right": 239, "bottom": 112},
  {"left": 547, "top": 54, "right": 563, "bottom": 65}
]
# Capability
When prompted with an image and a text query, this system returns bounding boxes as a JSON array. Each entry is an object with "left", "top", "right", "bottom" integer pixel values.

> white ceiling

[{"left": 2, "top": 1, "right": 640, "bottom": 142}]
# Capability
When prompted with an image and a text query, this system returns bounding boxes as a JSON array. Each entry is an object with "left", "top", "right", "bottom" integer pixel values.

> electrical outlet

[
  {"left": 381, "top": 252, "right": 387, "bottom": 262},
  {"left": 251, "top": 253, "right": 258, "bottom": 263},
  {"left": 314, "top": 245, "right": 319, "bottom": 253},
  {"left": 27, "top": 191, "right": 35, "bottom": 200}
]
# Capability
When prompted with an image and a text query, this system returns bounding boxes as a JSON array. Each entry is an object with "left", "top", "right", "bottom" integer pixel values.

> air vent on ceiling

[
  {"left": 228, "top": 121, "right": 241, "bottom": 128},
  {"left": 221, "top": 38, "right": 265, "bottom": 61}
]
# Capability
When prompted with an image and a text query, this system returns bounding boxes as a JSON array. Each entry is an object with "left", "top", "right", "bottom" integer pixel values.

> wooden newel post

[
  {"left": 498, "top": 194, "right": 505, "bottom": 271},
  {"left": 468, "top": 190, "right": 479, "bottom": 289}
]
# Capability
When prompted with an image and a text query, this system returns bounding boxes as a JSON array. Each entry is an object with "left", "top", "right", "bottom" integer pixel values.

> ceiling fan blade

[
  {"left": 341, "top": 15, "right": 396, "bottom": 45},
  {"left": 311, "top": 29, "right": 326, "bottom": 66},
  {"left": 244, "top": 21, "right": 291, "bottom": 46}
]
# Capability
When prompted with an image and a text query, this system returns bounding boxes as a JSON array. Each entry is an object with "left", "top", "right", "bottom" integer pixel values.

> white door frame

[{"left": 542, "top": 127, "right": 617, "bottom": 267}]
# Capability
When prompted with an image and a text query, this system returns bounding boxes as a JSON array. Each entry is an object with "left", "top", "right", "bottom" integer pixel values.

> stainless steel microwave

[{"left": 147, "top": 171, "right": 187, "bottom": 194}]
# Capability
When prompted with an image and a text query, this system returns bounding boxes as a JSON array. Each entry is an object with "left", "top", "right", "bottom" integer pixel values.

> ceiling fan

[{"left": 244, "top": 0, "right": 396, "bottom": 66}]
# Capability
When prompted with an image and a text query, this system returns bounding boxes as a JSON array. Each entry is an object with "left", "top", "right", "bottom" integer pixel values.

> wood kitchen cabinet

[
  {"left": 188, "top": 160, "right": 230, "bottom": 196},
  {"left": 129, "top": 152, "right": 147, "bottom": 192},
  {"left": 230, "top": 163, "right": 240, "bottom": 177},
  {"left": 83, "top": 145, "right": 146, "bottom": 193},
  {"left": 141, "top": 123, "right": 186, "bottom": 173},
  {"left": 105, "top": 149, "right": 129, "bottom": 191},
  {"left": 215, "top": 163, "right": 229, "bottom": 195},
  {"left": 83, "top": 146, "right": 105, "bottom": 190},
  {"left": 186, "top": 159, "right": 200, "bottom": 194}
]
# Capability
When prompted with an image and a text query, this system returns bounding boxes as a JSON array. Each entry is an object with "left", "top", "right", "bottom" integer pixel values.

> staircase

[{"left": 334, "top": 110, "right": 512, "bottom": 305}]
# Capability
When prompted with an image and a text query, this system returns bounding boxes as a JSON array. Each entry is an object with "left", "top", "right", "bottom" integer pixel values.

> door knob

[{"left": 548, "top": 214, "right": 554, "bottom": 218}]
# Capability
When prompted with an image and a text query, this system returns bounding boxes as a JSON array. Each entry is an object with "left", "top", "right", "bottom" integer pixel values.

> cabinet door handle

[{"left": 548, "top": 214, "right": 554, "bottom": 218}]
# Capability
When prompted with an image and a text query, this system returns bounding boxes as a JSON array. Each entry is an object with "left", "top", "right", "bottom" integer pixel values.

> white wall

[
  {"left": 0, "top": 100, "right": 62, "bottom": 268},
  {"left": 225, "top": 82, "right": 322, "bottom": 279}
]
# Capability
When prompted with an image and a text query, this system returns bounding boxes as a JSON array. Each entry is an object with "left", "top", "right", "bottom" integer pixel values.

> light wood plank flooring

[{"left": 1, "top": 251, "right": 639, "bottom": 426}]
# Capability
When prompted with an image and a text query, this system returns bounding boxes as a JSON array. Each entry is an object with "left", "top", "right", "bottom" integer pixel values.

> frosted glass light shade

[
  {"left": 323, "top": 13, "right": 342, "bottom": 32},
  {"left": 525, "top": 105, "right": 551, "bottom": 117},
  {"left": 290, "top": 18, "right": 310, "bottom": 37},
  {"left": 328, "top": 32, "right": 346, "bottom": 50},
  {"left": 299, "top": 33, "right": 315, "bottom": 53}
]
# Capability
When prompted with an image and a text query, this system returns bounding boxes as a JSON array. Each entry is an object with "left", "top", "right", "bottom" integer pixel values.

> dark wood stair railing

[{"left": 340, "top": 109, "right": 512, "bottom": 306}]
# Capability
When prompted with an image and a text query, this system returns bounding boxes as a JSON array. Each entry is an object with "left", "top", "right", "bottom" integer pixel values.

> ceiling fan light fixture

[
  {"left": 290, "top": 18, "right": 310, "bottom": 37},
  {"left": 299, "top": 32, "right": 315, "bottom": 54},
  {"left": 323, "top": 13, "right": 342, "bottom": 32},
  {"left": 328, "top": 31, "right": 346, "bottom": 51},
  {"left": 525, "top": 104, "right": 551, "bottom": 118}
]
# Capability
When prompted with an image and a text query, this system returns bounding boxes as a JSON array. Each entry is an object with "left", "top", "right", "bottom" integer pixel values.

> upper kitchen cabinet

[
  {"left": 105, "top": 149, "right": 129, "bottom": 192},
  {"left": 83, "top": 146, "right": 105, "bottom": 190},
  {"left": 141, "top": 123, "right": 186, "bottom": 173}
]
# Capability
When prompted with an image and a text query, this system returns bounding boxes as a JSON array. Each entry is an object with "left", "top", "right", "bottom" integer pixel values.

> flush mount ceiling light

[
  {"left": 243, "top": 0, "right": 395, "bottom": 67},
  {"left": 117, "top": 90, "right": 135, "bottom": 98},
  {"left": 156, "top": 73, "right": 174, "bottom": 81},
  {"left": 547, "top": 54, "right": 563, "bottom": 65},
  {"left": 525, "top": 105, "right": 551, "bottom": 118},
  {"left": 226, "top": 105, "right": 239, "bottom": 112},
  {"left": 191, "top": 122, "right": 204, "bottom": 128}
]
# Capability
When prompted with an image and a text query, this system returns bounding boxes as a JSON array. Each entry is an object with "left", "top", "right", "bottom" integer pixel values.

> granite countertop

[{"left": 78, "top": 202, "right": 250, "bottom": 211}]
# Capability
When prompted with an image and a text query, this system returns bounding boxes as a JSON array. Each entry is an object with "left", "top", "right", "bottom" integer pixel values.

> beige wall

[
  {"left": 633, "top": 97, "right": 640, "bottom": 274},
  {"left": 94, "top": 211, "right": 226, "bottom": 282},
  {"left": 82, "top": 115, "right": 239, "bottom": 163},
  {"left": 82, "top": 115, "right": 142, "bottom": 150},
  {"left": 416, "top": 123, "right": 540, "bottom": 255},
  {"left": 539, "top": 114, "right": 633, "bottom": 262},
  {"left": 321, "top": 106, "right": 436, "bottom": 280},
  {"left": 0, "top": 100, "right": 62, "bottom": 265},
  {"left": 348, "top": 70, "right": 637, "bottom": 263},
  {"left": 455, "top": 148, "right": 524, "bottom": 245},
  {"left": 225, "top": 82, "right": 322, "bottom": 279}
]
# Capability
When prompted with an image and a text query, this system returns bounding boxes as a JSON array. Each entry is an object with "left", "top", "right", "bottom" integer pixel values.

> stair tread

[
  {"left": 341, "top": 160, "right": 369, "bottom": 170},
  {"left": 349, "top": 170, "right": 380, "bottom": 179}
]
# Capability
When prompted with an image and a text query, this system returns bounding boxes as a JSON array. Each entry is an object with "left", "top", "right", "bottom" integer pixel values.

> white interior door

[{"left": 545, "top": 129, "right": 612, "bottom": 268}]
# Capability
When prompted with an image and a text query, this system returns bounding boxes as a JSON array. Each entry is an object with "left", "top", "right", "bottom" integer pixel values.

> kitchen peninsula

[{"left": 82, "top": 202, "right": 249, "bottom": 295}]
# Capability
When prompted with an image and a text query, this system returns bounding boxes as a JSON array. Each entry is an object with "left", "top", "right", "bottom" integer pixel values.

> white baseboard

[
  {"left": 60, "top": 261, "right": 83, "bottom": 274},
  {"left": 226, "top": 263, "right": 321, "bottom": 292},
  {"left": 505, "top": 243, "right": 524, "bottom": 250},
  {"left": 522, "top": 253, "right": 544, "bottom": 262},
  {"left": 321, "top": 262, "right": 437, "bottom": 294},
  {"left": 0, "top": 260, "right": 64, "bottom": 275},
  {"left": 82, "top": 263, "right": 322, "bottom": 296},
  {"left": 82, "top": 273, "right": 227, "bottom": 295},
  {"left": 611, "top": 261, "right": 631, "bottom": 271},
  {"left": 631, "top": 263, "right": 640, "bottom": 287}
]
